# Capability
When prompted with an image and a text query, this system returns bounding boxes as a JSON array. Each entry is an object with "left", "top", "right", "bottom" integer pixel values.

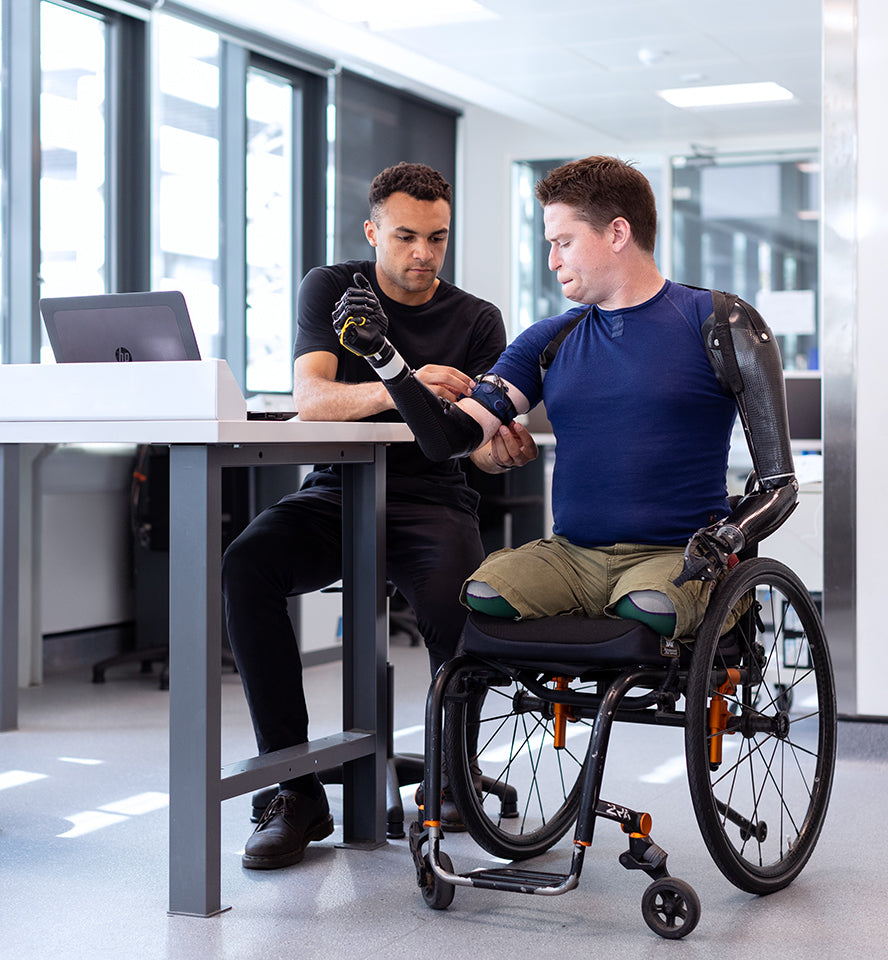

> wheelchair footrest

[{"left": 462, "top": 866, "right": 575, "bottom": 894}]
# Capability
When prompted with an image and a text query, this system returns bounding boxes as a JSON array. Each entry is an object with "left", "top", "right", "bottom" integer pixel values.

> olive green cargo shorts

[{"left": 460, "top": 535, "right": 714, "bottom": 641}]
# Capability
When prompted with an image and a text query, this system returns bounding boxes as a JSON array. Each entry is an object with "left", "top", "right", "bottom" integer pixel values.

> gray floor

[{"left": 2, "top": 637, "right": 886, "bottom": 960}]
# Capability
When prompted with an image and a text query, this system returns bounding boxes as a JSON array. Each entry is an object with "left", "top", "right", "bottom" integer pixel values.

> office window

[
  {"left": 39, "top": 0, "right": 108, "bottom": 361},
  {"left": 155, "top": 16, "right": 221, "bottom": 361},
  {"left": 245, "top": 66, "right": 294, "bottom": 394},
  {"left": 672, "top": 154, "right": 820, "bottom": 370}
]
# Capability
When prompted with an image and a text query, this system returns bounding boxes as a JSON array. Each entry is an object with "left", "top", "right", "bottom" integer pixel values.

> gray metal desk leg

[
  {"left": 340, "top": 451, "right": 388, "bottom": 846},
  {"left": 167, "top": 444, "right": 228, "bottom": 916},
  {"left": 0, "top": 445, "right": 21, "bottom": 732}
]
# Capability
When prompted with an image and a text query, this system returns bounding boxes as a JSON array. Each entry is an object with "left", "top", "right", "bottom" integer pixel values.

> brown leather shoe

[{"left": 242, "top": 789, "right": 334, "bottom": 870}]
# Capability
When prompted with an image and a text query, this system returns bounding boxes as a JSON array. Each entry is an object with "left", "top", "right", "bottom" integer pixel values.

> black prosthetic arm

[
  {"left": 705, "top": 293, "right": 795, "bottom": 489},
  {"left": 675, "top": 293, "right": 798, "bottom": 586},
  {"left": 674, "top": 482, "right": 798, "bottom": 585},
  {"left": 332, "top": 274, "right": 485, "bottom": 461}
]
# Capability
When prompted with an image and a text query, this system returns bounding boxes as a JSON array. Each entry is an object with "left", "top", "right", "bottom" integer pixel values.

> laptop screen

[{"left": 39, "top": 291, "right": 201, "bottom": 363}]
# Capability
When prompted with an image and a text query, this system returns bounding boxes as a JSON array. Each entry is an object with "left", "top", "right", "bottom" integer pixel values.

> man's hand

[
  {"left": 415, "top": 364, "right": 475, "bottom": 403},
  {"left": 478, "top": 422, "right": 538, "bottom": 473},
  {"left": 332, "top": 273, "right": 389, "bottom": 357},
  {"left": 673, "top": 523, "right": 743, "bottom": 586}
]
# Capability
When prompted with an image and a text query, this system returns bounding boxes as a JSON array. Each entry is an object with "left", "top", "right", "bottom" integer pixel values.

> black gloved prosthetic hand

[
  {"left": 333, "top": 273, "right": 392, "bottom": 359},
  {"left": 673, "top": 523, "right": 744, "bottom": 586}
]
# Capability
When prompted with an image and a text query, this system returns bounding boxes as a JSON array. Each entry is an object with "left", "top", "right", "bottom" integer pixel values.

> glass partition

[
  {"left": 511, "top": 152, "right": 818, "bottom": 373},
  {"left": 671, "top": 153, "right": 819, "bottom": 371}
]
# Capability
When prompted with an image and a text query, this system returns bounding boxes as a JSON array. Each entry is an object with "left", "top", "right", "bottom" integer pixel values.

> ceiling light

[
  {"left": 657, "top": 81, "right": 795, "bottom": 109},
  {"left": 315, "top": 0, "right": 497, "bottom": 31},
  {"left": 638, "top": 48, "right": 667, "bottom": 67}
]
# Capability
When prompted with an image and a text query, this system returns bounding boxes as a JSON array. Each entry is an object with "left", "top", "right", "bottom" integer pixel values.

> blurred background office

[{"left": 0, "top": 0, "right": 883, "bottom": 717}]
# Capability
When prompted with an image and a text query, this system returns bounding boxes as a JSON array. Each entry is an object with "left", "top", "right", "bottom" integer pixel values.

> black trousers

[{"left": 221, "top": 484, "right": 484, "bottom": 756}]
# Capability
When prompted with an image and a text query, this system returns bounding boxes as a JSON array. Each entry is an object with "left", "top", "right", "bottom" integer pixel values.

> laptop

[{"left": 39, "top": 291, "right": 201, "bottom": 363}]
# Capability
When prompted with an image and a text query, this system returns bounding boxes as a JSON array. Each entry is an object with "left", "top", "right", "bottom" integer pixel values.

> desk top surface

[{"left": 0, "top": 418, "right": 414, "bottom": 445}]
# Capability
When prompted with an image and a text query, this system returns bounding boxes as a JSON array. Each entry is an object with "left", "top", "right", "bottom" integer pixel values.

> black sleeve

[
  {"left": 465, "top": 301, "right": 507, "bottom": 379},
  {"left": 293, "top": 264, "right": 350, "bottom": 362}
]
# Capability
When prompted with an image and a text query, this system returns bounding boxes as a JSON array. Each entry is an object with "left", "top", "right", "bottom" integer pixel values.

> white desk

[{"left": 0, "top": 411, "right": 412, "bottom": 916}]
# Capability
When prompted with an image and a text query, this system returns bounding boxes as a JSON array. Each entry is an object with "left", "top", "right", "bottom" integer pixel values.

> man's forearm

[{"left": 293, "top": 377, "right": 394, "bottom": 421}]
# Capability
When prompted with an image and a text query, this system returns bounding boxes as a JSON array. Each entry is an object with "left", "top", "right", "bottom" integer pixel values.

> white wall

[
  {"left": 39, "top": 446, "right": 135, "bottom": 636},
  {"left": 854, "top": 0, "right": 888, "bottom": 715}
]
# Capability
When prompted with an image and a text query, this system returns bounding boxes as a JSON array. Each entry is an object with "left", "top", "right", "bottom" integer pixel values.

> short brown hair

[
  {"left": 535, "top": 156, "right": 658, "bottom": 254},
  {"left": 368, "top": 162, "right": 453, "bottom": 222}
]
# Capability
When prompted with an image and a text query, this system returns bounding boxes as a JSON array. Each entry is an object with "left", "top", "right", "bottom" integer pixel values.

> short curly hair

[
  {"left": 535, "top": 156, "right": 658, "bottom": 254},
  {"left": 368, "top": 162, "right": 453, "bottom": 222}
]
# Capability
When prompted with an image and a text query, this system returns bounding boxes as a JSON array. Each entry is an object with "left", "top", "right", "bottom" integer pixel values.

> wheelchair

[{"left": 408, "top": 553, "right": 837, "bottom": 939}]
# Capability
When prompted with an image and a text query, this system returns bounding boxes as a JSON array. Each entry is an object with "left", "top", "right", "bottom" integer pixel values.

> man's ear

[
  {"left": 364, "top": 218, "right": 378, "bottom": 247},
  {"left": 611, "top": 216, "right": 632, "bottom": 251}
]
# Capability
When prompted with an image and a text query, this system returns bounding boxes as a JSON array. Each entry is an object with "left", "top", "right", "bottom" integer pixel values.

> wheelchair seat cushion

[{"left": 459, "top": 612, "right": 684, "bottom": 669}]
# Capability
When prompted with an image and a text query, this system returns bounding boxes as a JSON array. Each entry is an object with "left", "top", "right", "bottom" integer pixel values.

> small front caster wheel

[
  {"left": 421, "top": 851, "right": 455, "bottom": 910},
  {"left": 641, "top": 877, "right": 701, "bottom": 939}
]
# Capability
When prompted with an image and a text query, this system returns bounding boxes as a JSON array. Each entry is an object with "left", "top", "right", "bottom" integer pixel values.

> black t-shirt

[{"left": 293, "top": 260, "right": 506, "bottom": 513}]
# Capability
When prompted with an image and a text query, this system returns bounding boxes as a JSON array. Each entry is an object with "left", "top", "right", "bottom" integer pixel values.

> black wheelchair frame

[{"left": 408, "top": 555, "right": 837, "bottom": 939}]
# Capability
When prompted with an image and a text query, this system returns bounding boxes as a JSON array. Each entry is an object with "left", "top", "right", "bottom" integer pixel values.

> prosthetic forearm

[
  {"left": 675, "top": 293, "right": 798, "bottom": 585},
  {"left": 674, "top": 481, "right": 798, "bottom": 585},
  {"left": 333, "top": 274, "right": 513, "bottom": 461}
]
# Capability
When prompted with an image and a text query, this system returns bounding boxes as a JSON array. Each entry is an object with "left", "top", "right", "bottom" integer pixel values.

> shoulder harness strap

[
  {"left": 709, "top": 289, "right": 744, "bottom": 394},
  {"left": 539, "top": 308, "right": 591, "bottom": 375}
]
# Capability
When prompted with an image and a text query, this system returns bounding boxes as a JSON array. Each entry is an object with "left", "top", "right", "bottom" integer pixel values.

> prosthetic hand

[
  {"left": 673, "top": 523, "right": 744, "bottom": 586},
  {"left": 673, "top": 479, "right": 798, "bottom": 586},
  {"left": 333, "top": 274, "right": 392, "bottom": 365}
]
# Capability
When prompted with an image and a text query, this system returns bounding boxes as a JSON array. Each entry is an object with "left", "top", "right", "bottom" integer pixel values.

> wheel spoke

[{"left": 443, "top": 669, "right": 590, "bottom": 860}]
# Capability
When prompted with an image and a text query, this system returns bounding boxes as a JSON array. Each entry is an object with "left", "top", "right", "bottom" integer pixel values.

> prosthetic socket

[
  {"left": 674, "top": 294, "right": 798, "bottom": 585},
  {"left": 333, "top": 274, "right": 513, "bottom": 462}
]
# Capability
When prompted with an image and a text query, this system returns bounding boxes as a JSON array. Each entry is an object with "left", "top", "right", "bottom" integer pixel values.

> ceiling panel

[{"left": 192, "top": 0, "right": 823, "bottom": 146}]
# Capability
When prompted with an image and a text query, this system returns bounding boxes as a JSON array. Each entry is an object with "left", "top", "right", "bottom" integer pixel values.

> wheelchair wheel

[
  {"left": 421, "top": 851, "right": 455, "bottom": 910},
  {"left": 641, "top": 877, "right": 701, "bottom": 939},
  {"left": 685, "top": 557, "right": 836, "bottom": 895},
  {"left": 442, "top": 662, "right": 592, "bottom": 861}
]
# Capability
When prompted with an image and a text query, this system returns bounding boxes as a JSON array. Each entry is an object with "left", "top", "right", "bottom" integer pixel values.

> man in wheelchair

[
  {"left": 335, "top": 157, "right": 836, "bottom": 937},
  {"left": 333, "top": 154, "right": 798, "bottom": 638}
]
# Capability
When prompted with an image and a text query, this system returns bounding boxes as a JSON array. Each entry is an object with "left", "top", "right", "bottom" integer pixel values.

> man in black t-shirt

[{"left": 222, "top": 162, "right": 537, "bottom": 870}]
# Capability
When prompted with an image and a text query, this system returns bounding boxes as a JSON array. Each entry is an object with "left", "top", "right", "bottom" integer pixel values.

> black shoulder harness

[{"left": 539, "top": 308, "right": 591, "bottom": 375}]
